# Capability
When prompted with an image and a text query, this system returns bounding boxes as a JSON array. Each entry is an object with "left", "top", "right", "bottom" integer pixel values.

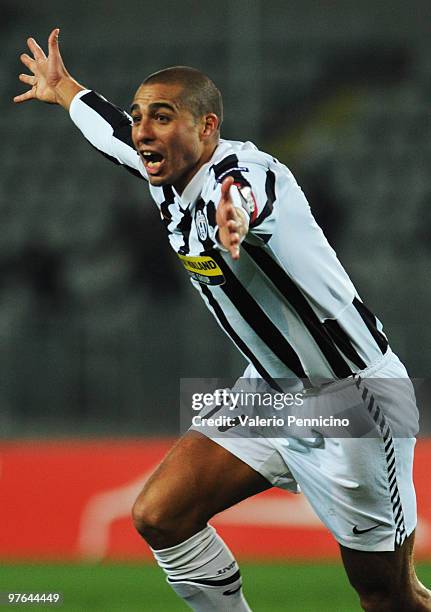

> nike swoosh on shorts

[{"left": 352, "top": 524, "right": 380, "bottom": 535}]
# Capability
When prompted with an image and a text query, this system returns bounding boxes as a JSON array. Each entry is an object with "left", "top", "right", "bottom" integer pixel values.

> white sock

[{"left": 151, "top": 525, "right": 252, "bottom": 611}]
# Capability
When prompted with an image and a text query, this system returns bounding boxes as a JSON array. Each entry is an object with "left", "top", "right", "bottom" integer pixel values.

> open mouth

[{"left": 141, "top": 151, "right": 165, "bottom": 175}]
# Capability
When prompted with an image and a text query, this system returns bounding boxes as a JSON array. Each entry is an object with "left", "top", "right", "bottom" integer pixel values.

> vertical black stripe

[
  {"left": 200, "top": 285, "right": 283, "bottom": 391},
  {"left": 162, "top": 185, "right": 175, "bottom": 202},
  {"left": 323, "top": 319, "right": 367, "bottom": 371},
  {"left": 243, "top": 243, "right": 354, "bottom": 379},
  {"left": 195, "top": 198, "right": 216, "bottom": 251},
  {"left": 251, "top": 170, "right": 276, "bottom": 230},
  {"left": 177, "top": 208, "right": 193, "bottom": 255},
  {"left": 353, "top": 298, "right": 389, "bottom": 354},
  {"left": 210, "top": 251, "right": 309, "bottom": 381},
  {"left": 206, "top": 200, "right": 217, "bottom": 229},
  {"left": 160, "top": 186, "right": 174, "bottom": 235}
]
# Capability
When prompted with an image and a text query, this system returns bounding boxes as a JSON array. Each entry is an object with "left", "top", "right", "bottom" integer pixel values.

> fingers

[
  {"left": 20, "top": 53, "right": 36, "bottom": 71},
  {"left": 15, "top": 54, "right": 36, "bottom": 104},
  {"left": 13, "top": 89, "right": 35, "bottom": 104},
  {"left": 227, "top": 220, "right": 241, "bottom": 243},
  {"left": 221, "top": 176, "right": 234, "bottom": 201},
  {"left": 223, "top": 216, "right": 242, "bottom": 260},
  {"left": 228, "top": 234, "right": 241, "bottom": 260},
  {"left": 218, "top": 176, "right": 236, "bottom": 224},
  {"left": 48, "top": 28, "right": 60, "bottom": 53},
  {"left": 217, "top": 176, "right": 244, "bottom": 259},
  {"left": 216, "top": 201, "right": 235, "bottom": 233},
  {"left": 19, "top": 73, "right": 35, "bottom": 86},
  {"left": 27, "top": 37, "right": 46, "bottom": 61}
]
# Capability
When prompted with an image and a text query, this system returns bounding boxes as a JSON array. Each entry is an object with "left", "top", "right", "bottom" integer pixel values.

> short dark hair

[{"left": 143, "top": 66, "right": 223, "bottom": 128}]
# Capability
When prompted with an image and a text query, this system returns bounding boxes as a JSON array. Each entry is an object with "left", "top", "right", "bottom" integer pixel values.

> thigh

[
  {"left": 137, "top": 431, "right": 272, "bottom": 523},
  {"left": 339, "top": 530, "right": 429, "bottom": 608},
  {"left": 340, "top": 529, "right": 414, "bottom": 589}
]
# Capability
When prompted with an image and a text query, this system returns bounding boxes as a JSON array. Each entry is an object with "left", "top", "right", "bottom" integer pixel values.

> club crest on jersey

[
  {"left": 195, "top": 210, "right": 209, "bottom": 241},
  {"left": 178, "top": 254, "right": 225, "bottom": 286}
]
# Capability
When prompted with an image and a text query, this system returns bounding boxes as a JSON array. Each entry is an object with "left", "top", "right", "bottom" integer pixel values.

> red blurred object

[{"left": 0, "top": 439, "right": 430, "bottom": 561}]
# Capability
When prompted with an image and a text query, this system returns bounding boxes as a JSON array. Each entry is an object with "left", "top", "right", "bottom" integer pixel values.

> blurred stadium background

[{"left": 1, "top": 0, "right": 430, "bottom": 609}]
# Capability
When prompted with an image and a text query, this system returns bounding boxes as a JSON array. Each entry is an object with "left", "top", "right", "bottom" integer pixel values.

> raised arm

[
  {"left": 14, "top": 28, "right": 84, "bottom": 110},
  {"left": 14, "top": 29, "right": 146, "bottom": 179}
]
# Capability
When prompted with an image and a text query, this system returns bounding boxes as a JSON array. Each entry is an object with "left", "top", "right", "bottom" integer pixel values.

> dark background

[{"left": 1, "top": 0, "right": 430, "bottom": 436}]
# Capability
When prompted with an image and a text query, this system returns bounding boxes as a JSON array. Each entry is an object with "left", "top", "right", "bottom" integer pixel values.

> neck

[{"left": 174, "top": 140, "right": 219, "bottom": 194}]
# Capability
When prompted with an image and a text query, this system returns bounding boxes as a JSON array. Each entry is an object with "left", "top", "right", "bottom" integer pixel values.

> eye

[
  {"left": 131, "top": 115, "right": 141, "bottom": 125},
  {"left": 155, "top": 113, "right": 170, "bottom": 124}
]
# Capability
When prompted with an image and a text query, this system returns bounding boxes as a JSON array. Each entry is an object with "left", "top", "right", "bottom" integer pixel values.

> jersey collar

[{"left": 175, "top": 141, "right": 233, "bottom": 207}]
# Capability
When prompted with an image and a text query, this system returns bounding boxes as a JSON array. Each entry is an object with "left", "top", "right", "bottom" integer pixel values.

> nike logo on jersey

[
  {"left": 223, "top": 585, "right": 242, "bottom": 596},
  {"left": 352, "top": 524, "right": 380, "bottom": 535}
]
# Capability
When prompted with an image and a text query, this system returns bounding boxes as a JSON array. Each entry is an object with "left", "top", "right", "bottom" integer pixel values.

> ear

[{"left": 201, "top": 113, "right": 219, "bottom": 139}]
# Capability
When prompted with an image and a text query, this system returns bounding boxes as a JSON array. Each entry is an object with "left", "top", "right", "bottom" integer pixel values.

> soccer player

[{"left": 14, "top": 29, "right": 431, "bottom": 611}]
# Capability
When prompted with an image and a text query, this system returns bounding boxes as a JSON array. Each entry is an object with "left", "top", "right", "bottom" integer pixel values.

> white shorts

[{"left": 190, "top": 349, "right": 418, "bottom": 552}]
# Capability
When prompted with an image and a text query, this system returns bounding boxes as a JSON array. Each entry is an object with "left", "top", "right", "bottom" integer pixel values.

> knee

[
  {"left": 131, "top": 492, "right": 175, "bottom": 543},
  {"left": 131, "top": 489, "right": 208, "bottom": 548},
  {"left": 357, "top": 590, "right": 393, "bottom": 612},
  {"left": 357, "top": 588, "right": 424, "bottom": 612}
]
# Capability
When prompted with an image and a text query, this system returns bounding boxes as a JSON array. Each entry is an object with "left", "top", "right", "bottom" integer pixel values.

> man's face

[{"left": 131, "top": 83, "right": 210, "bottom": 193}]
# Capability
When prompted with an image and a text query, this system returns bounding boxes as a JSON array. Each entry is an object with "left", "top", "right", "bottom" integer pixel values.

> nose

[{"left": 135, "top": 116, "right": 156, "bottom": 145}]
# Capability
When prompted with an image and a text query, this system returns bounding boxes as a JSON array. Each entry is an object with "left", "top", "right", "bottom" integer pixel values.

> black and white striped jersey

[{"left": 70, "top": 89, "right": 389, "bottom": 387}]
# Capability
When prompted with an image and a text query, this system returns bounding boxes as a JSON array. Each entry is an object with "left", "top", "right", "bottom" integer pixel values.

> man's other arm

[{"left": 216, "top": 177, "right": 249, "bottom": 260}]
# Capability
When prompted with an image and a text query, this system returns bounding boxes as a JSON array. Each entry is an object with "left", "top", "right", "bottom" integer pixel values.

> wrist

[{"left": 54, "top": 76, "right": 85, "bottom": 110}]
